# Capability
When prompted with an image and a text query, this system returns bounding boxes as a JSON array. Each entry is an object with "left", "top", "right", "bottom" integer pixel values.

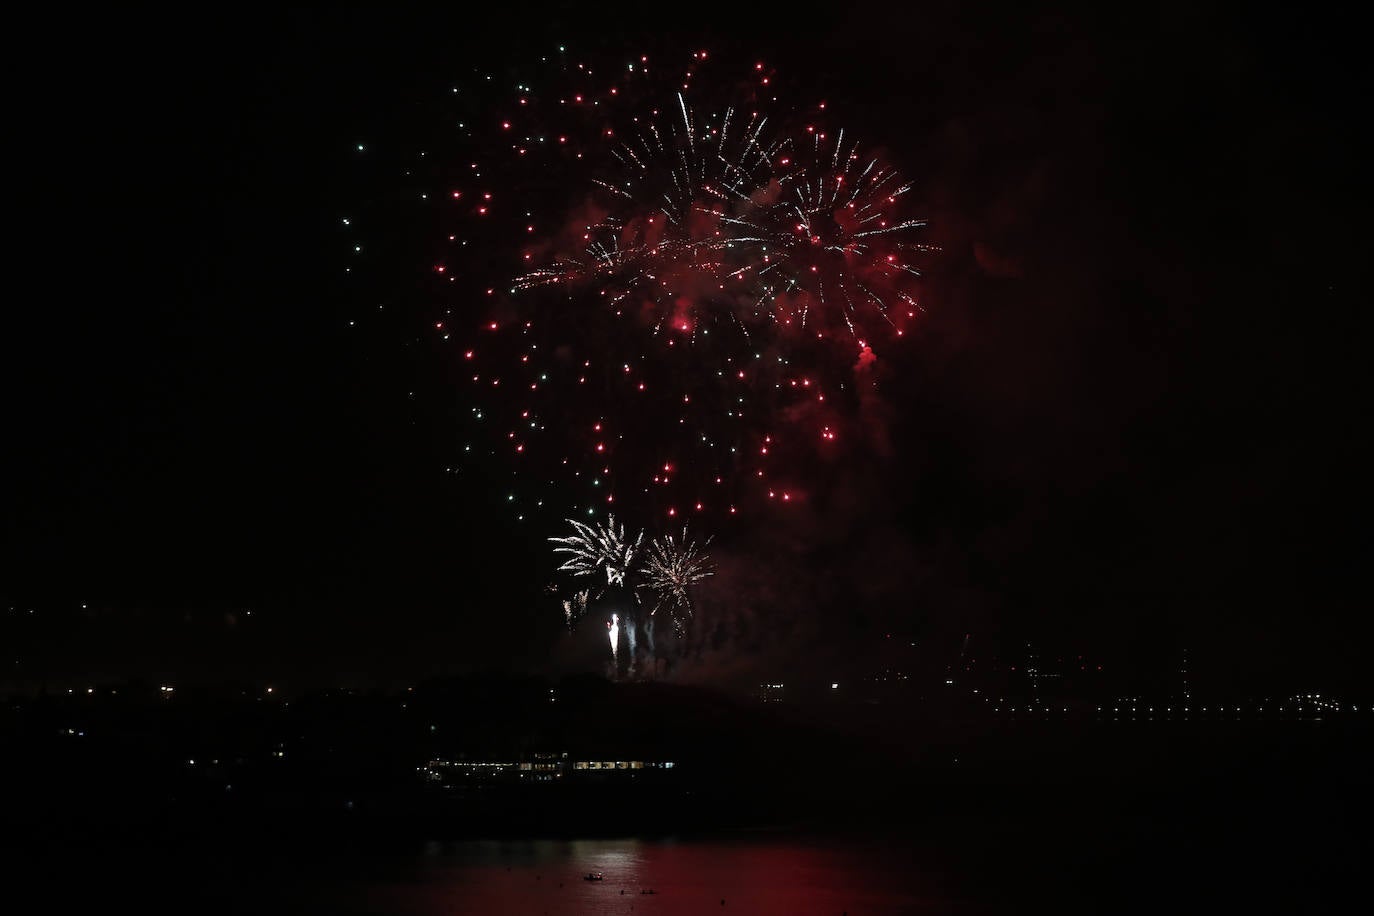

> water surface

[{"left": 300, "top": 837, "right": 951, "bottom": 915}]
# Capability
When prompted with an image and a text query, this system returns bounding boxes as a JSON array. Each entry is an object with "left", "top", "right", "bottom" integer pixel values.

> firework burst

[
  {"left": 549, "top": 514, "right": 644, "bottom": 586},
  {"left": 345, "top": 46, "right": 932, "bottom": 530},
  {"left": 643, "top": 526, "right": 715, "bottom": 636},
  {"left": 516, "top": 93, "right": 929, "bottom": 347}
]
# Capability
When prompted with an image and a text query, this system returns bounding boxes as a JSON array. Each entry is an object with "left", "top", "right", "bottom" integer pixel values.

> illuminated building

[{"left": 422, "top": 752, "right": 676, "bottom": 789}]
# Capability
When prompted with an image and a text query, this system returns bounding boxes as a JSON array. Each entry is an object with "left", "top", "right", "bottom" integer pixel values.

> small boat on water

[{"left": 583, "top": 873, "right": 604, "bottom": 881}]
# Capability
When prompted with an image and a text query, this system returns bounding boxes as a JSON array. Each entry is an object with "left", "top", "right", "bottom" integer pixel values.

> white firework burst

[
  {"left": 643, "top": 527, "right": 714, "bottom": 635},
  {"left": 549, "top": 515, "right": 644, "bottom": 586}
]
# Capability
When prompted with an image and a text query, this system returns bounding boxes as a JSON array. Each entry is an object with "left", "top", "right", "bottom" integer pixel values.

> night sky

[{"left": 4, "top": 4, "right": 1368, "bottom": 692}]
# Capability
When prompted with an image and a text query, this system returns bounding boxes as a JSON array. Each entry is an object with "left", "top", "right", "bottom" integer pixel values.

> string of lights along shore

[{"left": 343, "top": 45, "right": 934, "bottom": 542}]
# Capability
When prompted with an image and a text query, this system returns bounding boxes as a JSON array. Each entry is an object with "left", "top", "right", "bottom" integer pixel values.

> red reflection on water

[{"left": 334, "top": 839, "right": 940, "bottom": 916}]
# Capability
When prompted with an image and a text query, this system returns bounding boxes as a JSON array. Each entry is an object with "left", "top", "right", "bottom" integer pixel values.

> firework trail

[
  {"left": 623, "top": 610, "right": 637, "bottom": 660},
  {"left": 643, "top": 612, "right": 656, "bottom": 656}
]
